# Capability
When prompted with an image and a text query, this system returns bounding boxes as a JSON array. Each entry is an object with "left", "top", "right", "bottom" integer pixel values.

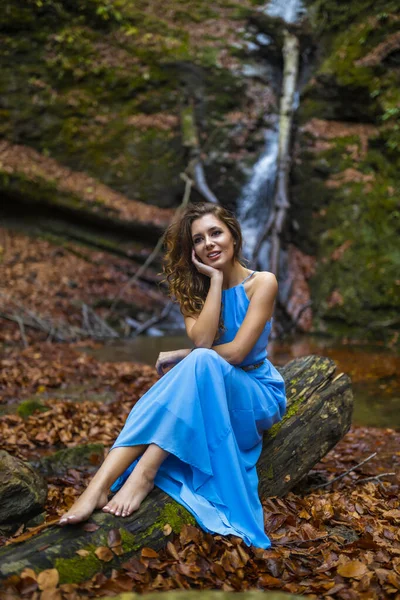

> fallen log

[{"left": 0, "top": 355, "right": 352, "bottom": 583}]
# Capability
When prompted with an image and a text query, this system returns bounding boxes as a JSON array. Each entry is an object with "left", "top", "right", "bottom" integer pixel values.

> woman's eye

[
  {"left": 212, "top": 230, "right": 221, "bottom": 236},
  {"left": 193, "top": 238, "right": 201, "bottom": 245}
]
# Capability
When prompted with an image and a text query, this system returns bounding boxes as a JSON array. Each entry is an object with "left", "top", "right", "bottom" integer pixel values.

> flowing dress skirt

[{"left": 110, "top": 348, "right": 286, "bottom": 549}]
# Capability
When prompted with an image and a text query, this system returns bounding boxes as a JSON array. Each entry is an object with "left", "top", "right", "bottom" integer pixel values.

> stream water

[
  {"left": 84, "top": 335, "right": 400, "bottom": 431},
  {"left": 236, "top": 0, "right": 303, "bottom": 274}
]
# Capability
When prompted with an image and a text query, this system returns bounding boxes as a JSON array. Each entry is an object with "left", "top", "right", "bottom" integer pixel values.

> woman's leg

[
  {"left": 102, "top": 443, "right": 169, "bottom": 517},
  {"left": 59, "top": 444, "right": 149, "bottom": 525}
]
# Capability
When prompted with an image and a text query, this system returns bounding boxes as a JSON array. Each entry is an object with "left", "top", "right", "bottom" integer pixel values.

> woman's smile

[{"left": 207, "top": 251, "right": 222, "bottom": 261}]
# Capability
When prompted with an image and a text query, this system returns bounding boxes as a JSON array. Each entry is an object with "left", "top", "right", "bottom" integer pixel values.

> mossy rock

[
  {"left": 33, "top": 443, "right": 105, "bottom": 477},
  {"left": 0, "top": 451, "right": 47, "bottom": 524},
  {"left": 0, "top": 0, "right": 267, "bottom": 212},
  {"left": 293, "top": 0, "right": 400, "bottom": 340}
]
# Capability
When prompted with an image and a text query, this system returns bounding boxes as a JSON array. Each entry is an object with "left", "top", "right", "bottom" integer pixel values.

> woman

[{"left": 59, "top": 202, "right": 286, "bottom": 549}]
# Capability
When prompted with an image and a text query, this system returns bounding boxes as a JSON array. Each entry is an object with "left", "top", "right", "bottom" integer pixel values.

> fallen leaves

[
  {"left": 37, "top": 569, "right": 59, "bottom": 590},
  {"left": 1, "top": 243, "right": 400, "bottom": 599},
  {"left": 0, "top": 226, "right": 166, "bottom": 346},
  {"left": 337, "top": 559, "right": 368, "bottom": 579},
  {"left": 95, "top": 546, "right": 114, "bottom": 562}
]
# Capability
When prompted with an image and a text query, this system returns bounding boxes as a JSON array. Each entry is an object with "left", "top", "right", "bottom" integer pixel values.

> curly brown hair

[{"left": 162, "top": 203, "right": 245, "bottom": 327}]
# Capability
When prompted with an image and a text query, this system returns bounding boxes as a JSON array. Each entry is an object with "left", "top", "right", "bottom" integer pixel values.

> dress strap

[{"left": 241, "top": 271, "right": 256, "bottom": 284}]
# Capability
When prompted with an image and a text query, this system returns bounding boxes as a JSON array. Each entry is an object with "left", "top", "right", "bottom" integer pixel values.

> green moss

[
  {"left": 266, "top": 394, "right": 304, "bottom": 438},
  {"left": 266, "top": 464, "right": 274, "bottom": 480},
  {"left": 157, "top": 501, "right": 196, "bottom": 533},
  {"left": 17, "top": 399, "right": 49, "bottom": 419},
  {"left": 294, "top": 0, "right": 400, "bottom": 340},
  {"left": 37, "top": 443, "right": 105, "bottom": 476},
  {"left": 135, "top": 501, "right": 196, "bottom": 543},
  {"left": 119, "top": 528, "right": 141, "bottom": 552},
  {"left": 54, "top": 545, "right": 102, "bottom": 584}
]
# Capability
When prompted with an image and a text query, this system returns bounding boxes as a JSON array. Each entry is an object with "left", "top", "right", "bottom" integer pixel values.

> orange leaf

[
  {"left": 20, "top": 568, "right": 37, "bottom": 581},
  {"left": 95, "top": 546, "right": 114, "bottom": 562},
  {"left": 37, "top": 569, "right": 59, "bottom": 590},
  {"left": 337, "top": 560, "right": 368, "bottom": 579},
  {"left": 383, "top": 509, "right": 400, "bottom": 522},
  {"left": 141, "top": 547, "right": 159, "bottom": 558}
]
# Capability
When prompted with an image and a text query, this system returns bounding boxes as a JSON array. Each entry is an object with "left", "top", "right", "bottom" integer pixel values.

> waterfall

[
  {"left": 237, "top": 121, "right": 279, "bottom": 268},
  {"left": 236, "top": 0, "right": 304, "bottom": 270},
  {"left": 263, "top": 0, "right": 305, "bottom": 24}
]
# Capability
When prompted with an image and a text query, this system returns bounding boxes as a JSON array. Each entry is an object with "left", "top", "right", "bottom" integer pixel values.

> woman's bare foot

[
  {"left": 102, "top": 464, "right": 155, "bottom": 518},
  {"left": 59, "top": 487, "right": 109, "bottom": 526}
]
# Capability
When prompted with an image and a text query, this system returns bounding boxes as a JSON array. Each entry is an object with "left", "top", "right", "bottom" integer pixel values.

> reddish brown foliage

[
  {"left": 0, "top": 141, "right": 173, "bottom": 226},
  {"left": 0, "top": 340, "right": 399, "bottom": 599},
  {"left": 0, "top": 228, "right": 165, "bottom": 344}
]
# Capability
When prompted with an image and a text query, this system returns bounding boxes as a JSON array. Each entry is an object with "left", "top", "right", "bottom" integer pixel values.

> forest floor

[{"left": 0, "top": 227, "right": 400, "bottom": 599}]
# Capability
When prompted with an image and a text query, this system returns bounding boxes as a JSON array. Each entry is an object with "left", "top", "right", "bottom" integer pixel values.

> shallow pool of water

[{"left": 84, "top": 333, "right": 400, "bottom": 430}]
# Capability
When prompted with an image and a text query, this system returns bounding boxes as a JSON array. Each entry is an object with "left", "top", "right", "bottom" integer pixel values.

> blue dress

[{"left": 110, "top": 271, "right": 287, "bottom": 548}]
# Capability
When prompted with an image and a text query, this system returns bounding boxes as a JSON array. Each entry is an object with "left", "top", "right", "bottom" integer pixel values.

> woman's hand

[
  {"left": 155, "top": 348, "right": 191, "bottom": 376},
  {"left": 191, "top": 249, "right": 223, "bottom": 281}
]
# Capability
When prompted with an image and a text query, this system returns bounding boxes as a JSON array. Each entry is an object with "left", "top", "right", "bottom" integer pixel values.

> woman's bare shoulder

[
  {"left": 246, "top": 271, "right": 277, "bottom": 300},
  {"left": 254, "top": 271, "right": 277, "bottom": 284}
]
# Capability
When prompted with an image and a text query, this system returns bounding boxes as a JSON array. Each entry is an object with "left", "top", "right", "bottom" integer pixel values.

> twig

[
  {"left": 82, "top": 303, "right": 92, "bottom": 334},
  {"left": 130, "top": 300, "right": 175, "bottom": 338},
  {"left": 356, "top": 472, "right": 395, "bottom": 484},
  {"left": 13, "top": 313, "right": 28, "bottom": 348},
  {"left": 82, "top": 303, "right": 118, "bottom": 338},
  {"left": 309, "top": 452, "right": 377, "bottom": 490}
]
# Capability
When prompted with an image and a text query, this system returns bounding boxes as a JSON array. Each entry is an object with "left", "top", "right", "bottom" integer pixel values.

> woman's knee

[{"left": 190, "top": 348, "right": 219, "bottom": 363}]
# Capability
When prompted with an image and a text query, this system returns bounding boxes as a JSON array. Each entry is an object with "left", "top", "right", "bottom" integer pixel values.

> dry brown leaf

[
  {"left": 107, "top": 528, "right": 122, "bottom": 548},
  {"left": 83, "top": 523, "right": 100, "bottom": 532},
  {"left": 166, "top": 541, "right": 180, "bottom": 561},
  {"left": 163, "top": 524, "right": 173, "bottom": 536},
  {"left": 40, "top": 589, "right": 62, "bottom": 600},
  {"left": 20, "top": 568, "right": 37, "bottom": 580},
  {"left": 337, "top": 560, "right": 368, "bottom": 579},
  {"left": 95, "top": 547, "right": 114, "bottom": 562},
  {"left": 141, "top": 547, "right": 159, "bottom": 558},
  {"left": 37, "top": 569, "right": 59, "bottom": 590}
]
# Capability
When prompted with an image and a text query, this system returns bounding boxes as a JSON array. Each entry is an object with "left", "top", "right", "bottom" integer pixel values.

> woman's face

[{"left": 191, "top": 214, "right": 235, "bottom": 267}]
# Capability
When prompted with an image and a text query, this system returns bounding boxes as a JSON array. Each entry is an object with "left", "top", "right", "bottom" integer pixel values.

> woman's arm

[
  {"left": 184, "top": 250, "right": 223, "bottom": 348},
  {"left": 155, "top": 348, "right": 191, "bottom": 376},
  {"left": 212, "top": 272, "right": 278, "bottom": 365}
]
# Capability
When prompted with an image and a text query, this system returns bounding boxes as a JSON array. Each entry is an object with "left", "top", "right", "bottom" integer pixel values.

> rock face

[
  {"left": 0, "top": 0, "right": 274, "bottom": 214},
  {"left": 291, "top": 0, "right": 400, "bottom": 341},
  {"left": 0, "top": 450, "right": 47, "bottom": 524}
]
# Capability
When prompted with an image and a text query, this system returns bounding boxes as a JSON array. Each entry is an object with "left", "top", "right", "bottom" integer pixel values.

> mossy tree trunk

[
  {"left": 251, "top": 30, "right": 300, "bottom": 275},
  {"left": 0, "top": 355, "right": 352, "bottom": 583}
]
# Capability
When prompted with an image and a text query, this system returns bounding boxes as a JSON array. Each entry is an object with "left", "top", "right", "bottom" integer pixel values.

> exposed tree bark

[
  {"left": 0, "top": 355, "right": 352, "bottom": 583},
  {"left": 251, "top": 30, "right": 300, "bottom": 278}
]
